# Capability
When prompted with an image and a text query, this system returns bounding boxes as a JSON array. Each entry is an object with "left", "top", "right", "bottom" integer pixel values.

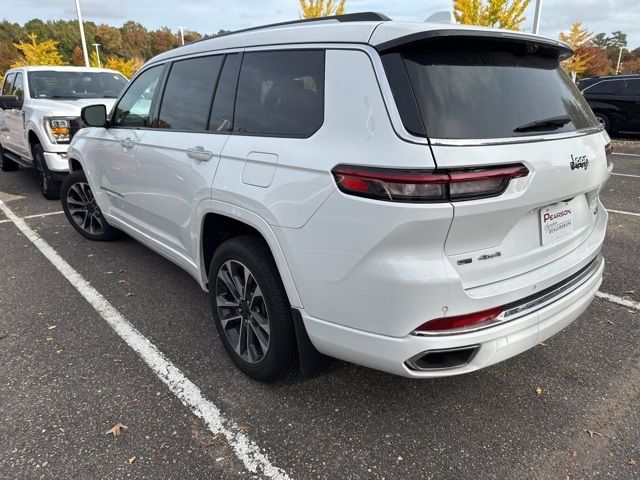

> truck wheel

[
  {"left": 209, "top": 235, "right": 297, "bottom": 382},
  {"left": 0, "top": 144, "right": 19, "bottom": 172},
  {"left": 61, "top": 170, "right": 120, "bottom": 241},
  {"left": 32, "top": 143, "right": 61, "bottom": 200}
]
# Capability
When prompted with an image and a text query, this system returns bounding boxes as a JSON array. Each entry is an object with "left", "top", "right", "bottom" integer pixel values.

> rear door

[
  {"left": 383, "top": 36, "right": 608, "bottom": 288},
  {"left": 133, "top": 53, "right": 237, "bottom": 264},
  {"left": 622, "top": 79, "right": 640, "bottom": 131}
]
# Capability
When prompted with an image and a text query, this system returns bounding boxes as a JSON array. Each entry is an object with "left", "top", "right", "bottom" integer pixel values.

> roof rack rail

[{"left": 218, "top": 12, "right": 391, "bottom": 38}]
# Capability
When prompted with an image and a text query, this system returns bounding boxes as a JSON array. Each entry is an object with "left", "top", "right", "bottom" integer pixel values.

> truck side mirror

[
  {"left": 81, "top": 104, "right": 108, "bottom": 128},
  {"left": 0, "top": 95, "right": 22, "bottom": 110}
]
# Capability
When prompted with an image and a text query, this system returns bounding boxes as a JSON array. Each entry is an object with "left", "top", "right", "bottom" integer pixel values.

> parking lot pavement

[{"left": 1, "top": 140, "right": 639, "bottom": 480}]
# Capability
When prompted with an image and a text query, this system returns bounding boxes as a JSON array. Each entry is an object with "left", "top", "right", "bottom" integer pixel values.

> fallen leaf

[
  {"left": 569, "top": 451, "right": 577, "bottom": 458},
  {"left": 119, "top": 268, "right": 127, "bottom": 274},
  {"left": 106, "top": 271, "right": 114, "bottom": 275},
  {"left": 629, "top": 459, "right": 638, "bottom": 466},
  {"left": 47, "top": 325, "right": 57, "bottom": 330},
  {"left": 627, "top": 310, "right": 637, "bottom": 314},
  {"left": 125, "top": 293, "right": 135, "bottom": 297},
  {"left": 160, "top": 443, "right": 169, "bottom": 449},
  {"left": 535, "top": 387, "right": 543, "bottom": 396},
  {"left": 607, "top": 320, "right": 615, "bottom": 326},
  {"left": 237, "top": 424, "right": 252, "bottom": 432},
  {"left": 128, "top": 456, "right": 136, "bottom": 464},
  {"left": 105, "top": 423, "right": 128, "bottom": 437},
  {"left": 46, "top": 337, "right": 53, "bottom": 341},
  {"left": 584, "top": 429, "right": 603, "bottom": 438},
  {"left": 56, "top": 350, "right": 63, "bottom": 354},
  {"left": 118, "top": 279, "right": 128, "bottom": 284},
  {"left": 539, "top": 341, "right": 549, "bottom": 347}
]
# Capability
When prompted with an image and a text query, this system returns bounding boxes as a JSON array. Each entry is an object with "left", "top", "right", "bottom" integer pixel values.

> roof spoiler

[{"left": 375, "top": 29, "right": 574, "bottom": 60}]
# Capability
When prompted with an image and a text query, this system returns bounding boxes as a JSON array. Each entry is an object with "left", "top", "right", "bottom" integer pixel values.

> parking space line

[
  {"left": 607, "top": 208, "right": 640, "bottom": 218},
  {"left": 23, "top": 211, "right": 65, "bottom": 219},
  {"left": 612, "top": 152, "right": 640, "bottom": 158},
  {"left": 612, "top": 173, "right": 640, "bottom": 179},
  {"left": 596, "top": 292, "right": 640, "bottom": 311},
  {"left": 0, "top": 198, "right": 291, "bottom": 480}
]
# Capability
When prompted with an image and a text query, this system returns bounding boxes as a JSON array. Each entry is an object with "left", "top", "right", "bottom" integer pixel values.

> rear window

[
  {"left": 585, "top": 80, "right": 624, "bottom": 95},
  {"left": 383, "top": 39, "right": 598, "bottom": 140}
]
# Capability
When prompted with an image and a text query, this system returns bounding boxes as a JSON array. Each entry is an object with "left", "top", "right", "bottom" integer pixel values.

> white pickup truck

[{"left": 0, "top": 66, "right": 127, "bottom": 199}]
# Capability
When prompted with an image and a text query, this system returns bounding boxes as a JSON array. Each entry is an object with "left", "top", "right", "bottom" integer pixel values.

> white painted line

[
  {"left": 23, "top": 210, "right": 65, "bottom": 219},
  {"left": 612, "top": 173, "right": 640, "bottom": 179},
  {"left": 612, "top": 152, "right": 640, "bottom": 158},
  {"left": 596, "top": 292, "right": 640, "bottom": 311},
  {"left": 0, "top": 198, "right": 291, "bottom": 480},
  {"left": 607, "top": 208, "right": 640, "bottom": 218}
]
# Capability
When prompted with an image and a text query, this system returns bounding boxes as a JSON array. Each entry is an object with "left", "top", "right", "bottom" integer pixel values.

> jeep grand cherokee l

[{"left": 61, "top": 13, "right": 610, "bottom": 381}]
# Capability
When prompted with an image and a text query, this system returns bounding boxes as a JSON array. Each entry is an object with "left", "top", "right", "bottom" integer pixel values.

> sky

[{"left": 4, "top": 0, "right": 640, "bottom": 49}]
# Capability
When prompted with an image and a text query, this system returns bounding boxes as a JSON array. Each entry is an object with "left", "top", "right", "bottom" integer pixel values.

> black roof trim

[
  {"left": 218, "top": 12, "right": 391, "bottom": 38},
  {"left": 375, "top": 29, "right": 574, "bottom": 60}
]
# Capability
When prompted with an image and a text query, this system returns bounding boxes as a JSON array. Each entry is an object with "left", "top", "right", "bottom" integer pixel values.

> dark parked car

[{"left": 577, "top": 74, "right": 640, "bottom": 134}]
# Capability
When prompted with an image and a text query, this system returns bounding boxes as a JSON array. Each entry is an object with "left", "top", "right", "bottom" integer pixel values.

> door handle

[
  {"left": 120, "top": 137, "right": 136, "bottom": 149},
  {"left": 186, "top": 146, "right": 214, "bottom": 161}
]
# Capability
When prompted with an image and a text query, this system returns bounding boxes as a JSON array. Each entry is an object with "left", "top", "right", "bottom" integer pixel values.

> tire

[
  {"left": 61, "top": 169, "right": 120, "bottom": 241},
  {"left": 595, "top": 113, "right": 612, "bottom": 133},
  {"left": 209, "top": 235, "right": 297, "bottom": 382},
  {"left": 0, "top": 144, "right": 19, "bottom": 172},
  {"left": 32, "top": 143, "right": 61, "bottom": 200}
]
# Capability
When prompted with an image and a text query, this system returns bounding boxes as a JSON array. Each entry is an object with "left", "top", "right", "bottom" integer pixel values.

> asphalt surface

[{"left": 1, "top": 137, "right": 639, "bottom": 480}]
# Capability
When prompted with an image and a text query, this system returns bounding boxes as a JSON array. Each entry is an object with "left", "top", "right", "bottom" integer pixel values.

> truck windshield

[
  {"left": 383, "top": 38, "right": 599, "bottom": 140},
  {"left": 28, "top": 71, "right": 128, "bottom": 100}
]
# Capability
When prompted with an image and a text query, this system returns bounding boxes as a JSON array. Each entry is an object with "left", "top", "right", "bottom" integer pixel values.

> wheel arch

[{"left": 198, "top": 203, "right": 302, "bottom": 309}]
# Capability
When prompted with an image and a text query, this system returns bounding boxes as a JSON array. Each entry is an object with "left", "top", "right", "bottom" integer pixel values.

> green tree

[
  {"left": 299, "top": 0, "right": 346, "bottom": 18},
  {"left": 453, "top": 0, "right": 530, "bottom": 30},
  {"left": 121, "top": 21, "right": 151, "bottom": 60},
  {"left": 11, "top": 33, "right": 66, "bottom": 67}
]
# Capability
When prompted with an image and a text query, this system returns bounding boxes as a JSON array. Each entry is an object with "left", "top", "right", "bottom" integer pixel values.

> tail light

[
  {"left": 416, "top": 307, "right": 504, "bottom": 333},
  {"left": 605, "top": 142, "right": 613, "bottom": 168},
  {"left": 332, "top": 164, "right": 529, "bottom": 203}
]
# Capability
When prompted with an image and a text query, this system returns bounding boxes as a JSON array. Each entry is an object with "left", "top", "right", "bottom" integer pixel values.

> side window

[
  {"left": 12, "top": 73, "right": 24, "bottom": 101},
  {"left": 112, "top": 66, "right": 163, "bottom": 128},
  {"left": 624, "top": 79, "right": 640, "bottom": 96},
  {"left": 209, "top": 54, "right": 242, "bottom": 133},
  {"left": 2, "top": 73, "right": 15, "bottom": 95},
  {"left": 233, "top": 50, "right": 325, "bottom": 136},
  {"left": 157, "top": 55, "right": 224, "bottom": 131},
  {"left": 586, "top": 80, "right": 624, "bottom": 95}
]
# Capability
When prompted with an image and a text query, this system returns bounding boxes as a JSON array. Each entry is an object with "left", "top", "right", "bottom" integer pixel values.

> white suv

[
  {"left": 0, "top": 66, "right": 127, "bottom": 198},
  {"left": 62, "top": 13, "right": 611, "bottom": 381}
]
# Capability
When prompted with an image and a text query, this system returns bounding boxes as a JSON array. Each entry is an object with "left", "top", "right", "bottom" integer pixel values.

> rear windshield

[
  {"left": 28, "top": 71, "right": 128, "bottom": 100},
  {"left": 383, "top": 39, "right": 598, "bottom": 140}
]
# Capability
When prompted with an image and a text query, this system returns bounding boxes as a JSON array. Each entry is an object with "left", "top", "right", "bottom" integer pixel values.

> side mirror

[
  {"left": 81, "top": 104, "right": 108, "bottom": 128},
  {"left": 0, "top": 95, "right": 22, "bottom": 110}
]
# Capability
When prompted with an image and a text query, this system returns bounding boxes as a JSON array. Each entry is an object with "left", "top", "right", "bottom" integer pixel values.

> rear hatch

[{"left": 378, "top": 30, "right": 610, "bottom": 289}]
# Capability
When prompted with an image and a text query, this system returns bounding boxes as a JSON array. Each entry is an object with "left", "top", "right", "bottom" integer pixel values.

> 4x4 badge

[{"left": 570, "top": 154, "right": 589, "bottom": 170}]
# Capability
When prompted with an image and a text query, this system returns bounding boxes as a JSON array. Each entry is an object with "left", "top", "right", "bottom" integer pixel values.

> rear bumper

[{"left": 301, "top": 256, "right": 604, "bottom": 378}]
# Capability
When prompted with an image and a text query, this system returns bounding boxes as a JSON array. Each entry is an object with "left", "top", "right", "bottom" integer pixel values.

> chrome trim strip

[
  {"left": 429, "top": 127, "right": 604, "bottom": 147},
  {"left": 405, "top": 345, "right": 480, "bottom": 371},
  {"left": 413, "top": 254, "right": 603, "bottom": 337}
]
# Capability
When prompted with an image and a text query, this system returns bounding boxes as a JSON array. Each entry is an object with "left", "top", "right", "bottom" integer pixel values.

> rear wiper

[{"left": 514, "top": 115, "right": 571, "bottom": 133}]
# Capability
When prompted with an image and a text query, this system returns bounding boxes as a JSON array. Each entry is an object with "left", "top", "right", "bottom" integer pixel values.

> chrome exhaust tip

[{"left": 405, "top": 345, "right": 480, "bottom": 371}]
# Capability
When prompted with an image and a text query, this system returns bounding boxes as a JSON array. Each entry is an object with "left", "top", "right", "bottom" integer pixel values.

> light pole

[
  {"left": 92, "top": 43, "right": 101, "bottom": 68},
  {"left": 74, "top": 0, "right": 90, "bottom": 67},
  {"left": 532, "top": 0, "right": 543, "bottom": 35},
  {"left": 615, "top": 47, "right": 623, "bottom": 74},
  {"left": 178, "top": 26, "right": 186, "bottom": 46}
]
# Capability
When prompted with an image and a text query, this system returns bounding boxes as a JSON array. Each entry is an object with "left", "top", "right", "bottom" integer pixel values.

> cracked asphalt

[{"left": 0, "top": 136, "right": 639, "bottom": 480}]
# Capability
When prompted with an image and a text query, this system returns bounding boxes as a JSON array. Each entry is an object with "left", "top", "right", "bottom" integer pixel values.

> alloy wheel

[
  {"left": 215, "top": 260, "right": 270, "bottom": 364},
  {"left": 66, "top": 182, "right": 105, "bottom": 235}
]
